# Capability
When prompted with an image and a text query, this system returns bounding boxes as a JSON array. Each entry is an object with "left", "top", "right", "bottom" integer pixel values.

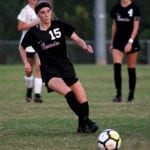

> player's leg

[
  {"left": 70, "top": 81, "right": 89, "bottom": 115},
  {"left": 24, "top": 53, "right": 34, "bottom": 102},
  {"left": 48, "top": 77, "right": 87, "bottom": 118},
  {"left": 127, "top": 52, "right": 138, "bottom": 102},
  {"left": 47, "top": 78, "right": 98, "bottom": 133},
  {"left": 34, "top": 53, "right": 43, "bottom": 103},
  {"left": 70, "top": 81, "right": 99, "bottom": 133},
  {"left": 112, "top": 49, "right": 124, "bottom": 102},
  {"left": 47, "top": 77, "right": 86, "bottom": 117}
]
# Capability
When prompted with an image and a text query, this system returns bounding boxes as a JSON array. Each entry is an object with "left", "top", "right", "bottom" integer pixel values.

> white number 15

[{"left": 49, "top": 28, "right": 61, "bottom": 40}]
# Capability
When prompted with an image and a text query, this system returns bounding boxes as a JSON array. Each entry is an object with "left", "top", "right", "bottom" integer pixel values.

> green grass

[{"left": 0, "top": 64, "right": 149, "bottom": 150}]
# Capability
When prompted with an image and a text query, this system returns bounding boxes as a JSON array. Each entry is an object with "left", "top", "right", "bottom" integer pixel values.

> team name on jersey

[
  {"left": 40, "top": 41, "right": 60, "bottom": 51},
  {"left": 116, "top": 8, "right": 133, "bottom": 22},
  {"left": 117, "top": 15, "right": 130, "bottom": 22},
  {"left": 38, "top": 27, "right": 62, "bottom": 51}
]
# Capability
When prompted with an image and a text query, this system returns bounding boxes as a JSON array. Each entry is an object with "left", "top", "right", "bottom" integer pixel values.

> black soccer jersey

[
  {"left": 21, "top": 20, "right": 76, "bottom": 82},
  {"left": 110, "top": 2, "right": 141, "bottom": 41}
]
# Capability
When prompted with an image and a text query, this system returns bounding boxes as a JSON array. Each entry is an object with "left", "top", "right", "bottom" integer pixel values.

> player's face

[{"left": 38, "top": 7, "right": 52, "bottom": 24}]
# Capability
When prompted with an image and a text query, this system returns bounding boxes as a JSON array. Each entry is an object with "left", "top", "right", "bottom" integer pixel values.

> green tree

[
  {"left": 0, "top": 0, "right": 24, "bottom": 40},
  {"left": 54, "top": 0, "right": 94, "bottom": 39},
  {"left": 0, "top": 0, "right": 149, "bottom": 40}
]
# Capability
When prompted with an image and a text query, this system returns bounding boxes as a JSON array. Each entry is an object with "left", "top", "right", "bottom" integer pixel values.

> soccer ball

[{"left": 97, "top": 129, "right": 121, "bottom": 150}]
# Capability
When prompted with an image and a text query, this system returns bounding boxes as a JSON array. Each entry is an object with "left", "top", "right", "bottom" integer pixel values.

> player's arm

[
  {"left": 18, "top": 20, "right": 40, "bottom": 31},
  {"left": 128, "top": 17, "right": 140, "bottom": 43},
  {"left": 70, "top": 32, "right": 94, "bottom": 53},
  {"left": 19, "top": 45, "right": 32, "bottom": 73},
  {"left": 125, "top": 17, "right": 140, "bottom": 53},
  {"left": 109, "top": 19, "right": 117, "bottom": 52}
]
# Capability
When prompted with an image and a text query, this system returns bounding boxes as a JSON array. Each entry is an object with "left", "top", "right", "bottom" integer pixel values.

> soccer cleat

[
  {"left": 25, "top": 88, "right": 32, "bottom": 102},
  {"left": 126, "top": 98, "right": 134, "bottom": 103},
  {"left": 77, "top": 124, "right": 92, "bottom": 133},
  {"left": 77, "top": 118, "right": 99, "bottom": 134},
  {"left": 126, "top": 92, "right": 134, "bottom": 102},
  {"left": 126, "top": 96, "right": 134, "bottom": 103},
  {"left": 34, "top": 94, "right": 43, "bottom": 103},
  {"left": 26, "top": 96, "right": 32, "bottom": 102},
  {"left": 84, "top": 118, "right": 99, "bottom": 133},
  {"left": 112, "top": 96, "right": 122, "bottom": 102}
]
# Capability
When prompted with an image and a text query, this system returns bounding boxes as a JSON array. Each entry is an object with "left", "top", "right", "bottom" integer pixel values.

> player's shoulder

[
  {"left": 51, "top": 20, "right": 65, "bottom": 25},
  {"left": 130, "top": 2, "right": 140, "bottom": 9},
  {"left": 21, "top": 4, "right": 29, "bottom": 11},
  {"left": 111, "top": 3, "right": 120, "bottom": 9},
  {"left": 111, "top": 3, "right": 121, "bottom": 13},
  {"left": 27, "top": 25, "right": 38, "bottom": 35},
  {"left": 51, "top": 20, "right": 70, "bottom": 28},
  {"left": 20, "top": 4, "right": 32, "bottom": 14}
]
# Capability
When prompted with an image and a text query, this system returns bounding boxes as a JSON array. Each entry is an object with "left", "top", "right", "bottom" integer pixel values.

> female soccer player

[
  {"left": 17, "top": 0, "right": 43, "bottom": 103},
  {"left": 19, "top": 0, "right": 99, "bottom": 133},
  {"left": 109, "top": 0, "right": 141, "bottom": 102}
]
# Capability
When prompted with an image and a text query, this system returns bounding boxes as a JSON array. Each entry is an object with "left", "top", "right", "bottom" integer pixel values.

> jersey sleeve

[
  {"left": 133, "top": 4, "right": 141, "bottom": 17},
  {"left": 17, "top": 8, "right": 27, "bottom": 22},
  {"left": 59, "top": 21, "right": 75, "bottom": 37}
]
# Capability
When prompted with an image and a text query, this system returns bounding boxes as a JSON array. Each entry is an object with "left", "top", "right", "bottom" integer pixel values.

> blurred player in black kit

[
  {"left": 109, "top": 0, "right": 141, "bottom": 102},
  {"left": 19, "top": 0, "right": 99, "bottom": 133}
]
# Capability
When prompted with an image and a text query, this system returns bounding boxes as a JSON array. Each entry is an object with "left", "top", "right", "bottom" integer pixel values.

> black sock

[
  {"left": 65, "top": 91, "right": 87, "bottom": 119},
  {"left": 78, "top": 102, "right": 89, "bottom": 127},
  {"left": 26, "top": 88, "right": 32, "bottom": 97},
  {"left": 114, "top": 63, "right": 122, "bottom": 97},
  {"left": 34, "top": 93, "right": 41, "bottom": 98},
  {"left": 81, "top": 102, "right": 89, "bottom": 117},
  {"left": 128, "top": 68, "right": 136, "bottom": 99}
]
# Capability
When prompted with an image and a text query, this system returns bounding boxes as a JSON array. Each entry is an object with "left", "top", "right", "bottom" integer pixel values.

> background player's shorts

[
  {"left": 26, "top": 52, "right": 35, "bottom": 58},
  {"left": 113, "top": 38, "right": 140, "bottom": 54},
  {"left": 25, "top": 46, "right": 35, "bottom": 58}
]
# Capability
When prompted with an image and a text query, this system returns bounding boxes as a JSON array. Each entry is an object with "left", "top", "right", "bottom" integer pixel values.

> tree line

[{"left": 0, "top": 0, "right": 149, "bottom": 40}]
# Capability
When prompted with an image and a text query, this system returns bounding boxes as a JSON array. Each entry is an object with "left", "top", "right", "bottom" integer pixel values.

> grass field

[{"left": 0, "top": 64, "right": 149, "bottom": 150}]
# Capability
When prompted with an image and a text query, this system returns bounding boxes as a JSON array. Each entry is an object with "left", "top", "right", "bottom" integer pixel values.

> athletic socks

[
  {"left": 128, "top": 68, "right": 136, "bottom": 92},
  {"left": 65, "top": 91, "right": 87, "bottom": 119},
  {"left": 128, "top": 68, "right": 136, "bottom": 100},
  {"left": 34, "top": 77, "right": 42, "bottom": 94},
  {"left": 24, "top": 76, "right": 43, "bottom": 102},
  {"left": 114, "top": 63, "right": 122, "bottom": 97},
  {"left": 78, "top": 102, "right": 89, "bottom": 128},
  {"left": 24, "top": 75, "right": 33, "bottom": 89},
  {"left": 81, "top": 102, "right": 89, "bottom": 117},
  {"left": 65, "top": 91, "right": 99, "bottom": 133},
  {"left": 26, "top": 88, "right": 32, "bottom": 98}
]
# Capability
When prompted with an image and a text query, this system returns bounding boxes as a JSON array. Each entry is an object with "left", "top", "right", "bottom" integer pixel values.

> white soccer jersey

[{"left": 17, "top": 4, "right": 39, "bottom": 52}]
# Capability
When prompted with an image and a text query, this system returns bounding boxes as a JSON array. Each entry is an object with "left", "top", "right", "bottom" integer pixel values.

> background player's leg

[
  {"left": 24, "top": 57, "right": 34, "bottom": 102},
  {"left": 34, "top": 53, "right": 43, "bottom": 103},
  {"left": 112, "top": 49, "right": 124, "bottom": 102},
  {"left": 127, "top": 52, "right": 138, "bottom": 102}
]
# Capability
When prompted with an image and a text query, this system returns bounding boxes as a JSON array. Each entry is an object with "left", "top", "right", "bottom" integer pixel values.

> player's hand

[
  {"left": 24, "top": 63, "right": 32, "bottom": 73},
  {"left": 109, "top": 44, "right": 113, "bottom": 53},
  {"left": 84, "top": 44, "right": 94, "bottom": 53},
  {"left": 124, "top": 43, "right": 132, "bottom": 53}
]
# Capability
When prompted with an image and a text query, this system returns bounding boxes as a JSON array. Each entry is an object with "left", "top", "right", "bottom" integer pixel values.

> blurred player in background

[
  {"left": 19, "top": 0, "right": 99, "bottom": 133},
  {"left": 17, "top": 0, "right": 43, "bottom": 103},
  {"left": 109, "top": 0, "right": 141, "bottom": 102}
]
